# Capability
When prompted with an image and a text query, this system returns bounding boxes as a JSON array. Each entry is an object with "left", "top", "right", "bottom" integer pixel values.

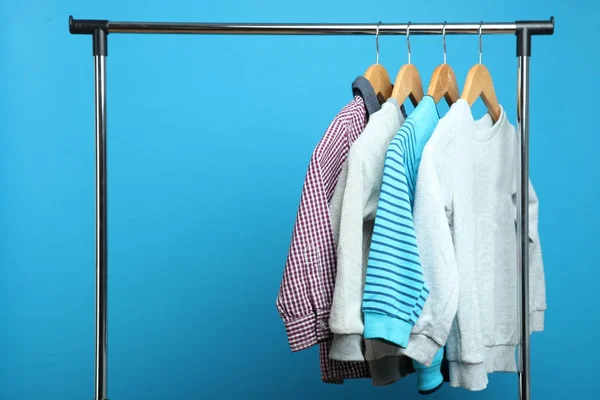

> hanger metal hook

[
  {"left": 375, "top": 21, "right": 381, "bottom": 64},
  {"left": 406, "top": 21, "right": 411, "bottom": 64},
  {"left": 443, "top": 21, "right": 447, "bottom": 64},
  {"left": 479, "top": 21, "right": 483, "bottom": 64}
]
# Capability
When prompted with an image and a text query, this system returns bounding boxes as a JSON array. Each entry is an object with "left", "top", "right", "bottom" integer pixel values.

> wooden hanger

[
  {"left": 461, "top": 64, "right": 500, "bottom": 122},
  {"left": 426, "top": 24, "right": 459, "bottom": 106},
  {"left": 460, "top": 23, "right": 501, "bottom": 122},
  {"left": 364, "top": 64, "right": 393, "bottom": 104},
  {"left": 391, "top": 23, "right": 423, "bottom": 107},
  {"left": 392, "top": 64, "right": 424, "bottom": 107},
  {"left": 363, "top": 23, "right": 393, "bottom": 104}
]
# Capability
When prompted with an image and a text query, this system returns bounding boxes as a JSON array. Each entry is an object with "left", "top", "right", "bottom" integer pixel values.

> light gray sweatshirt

[
  {"left": 328, "top": 99, "right": 416, "bottom": 386},
  {"left": 328, "top": 99, "right": 405, "bottom": 361},
  {"left": 403, "top": 99, "right": 546, "bottom": 390}
]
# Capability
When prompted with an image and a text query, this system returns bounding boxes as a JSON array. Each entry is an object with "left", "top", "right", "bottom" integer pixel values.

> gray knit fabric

[
  {"left": 351, "top": 76, "right": 382, "bottom": 118},
  {"left": 328, "top": 99, "right": 404, "bottom": 361}
]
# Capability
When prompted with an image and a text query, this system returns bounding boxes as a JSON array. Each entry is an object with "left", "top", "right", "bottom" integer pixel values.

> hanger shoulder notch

[
  {"left": 427, "top": 63, "right": 459, "bottom": 106},
  {"left": 392, "top": 64, "right": 424, "bottom": 107},
  {"left": 461, "top": 64, "right": 501, "bottom": 122},
  {"left": 364, "top": 64, "right": 393, "bottom": 104}
]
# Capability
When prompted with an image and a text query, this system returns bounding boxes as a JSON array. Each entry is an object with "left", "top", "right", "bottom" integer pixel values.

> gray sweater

[
  {"left": 328, "top": 99, "right": 405, "bottom": 360},
  {"left": 404, "top": 99, "right": 546, "bottom": 390},
  {"left": 327, "top": 98, "right": 416, "bottom": 385}
]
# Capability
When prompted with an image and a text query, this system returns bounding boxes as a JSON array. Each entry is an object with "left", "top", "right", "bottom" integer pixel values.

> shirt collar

[
  {"left": 352, "top": 76, "right": 407, "bottom": 120},
  {"left": 351, "top": 76, "right": 381, "bottom": 119}
]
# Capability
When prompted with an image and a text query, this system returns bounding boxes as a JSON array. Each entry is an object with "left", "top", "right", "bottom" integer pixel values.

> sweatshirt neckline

[
  {"left": 455, "top": 99, "right": 506, "bottom": 143},
  {"left": 384, "top": 98, "right": 406, "bottom": 125}
]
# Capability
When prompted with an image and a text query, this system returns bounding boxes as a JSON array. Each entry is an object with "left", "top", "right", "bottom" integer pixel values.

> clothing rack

[{"left": 67, "top": 15, "right": 555, "bottom": 400}]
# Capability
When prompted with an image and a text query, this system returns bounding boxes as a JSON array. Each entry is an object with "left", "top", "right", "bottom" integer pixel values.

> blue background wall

[{"left": 1, "top": 1, "right": 598, "bottom": 399}]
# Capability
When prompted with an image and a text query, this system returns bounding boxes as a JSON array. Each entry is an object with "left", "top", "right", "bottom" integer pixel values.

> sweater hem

[
  {"left": 530, "top": 310, "right": 545, "bottom": 332},
  {"left": 448, "top": 345, "right": 518, "bottom": 390},
  {"left": 448, "top": 361, "right": 488, "bottom": 391},
  {"left": 484, "top": 345, "right": 517, "bottom": 372},
  {"left": 364, "top": 338, "right": 404, "bottom": 360},
  {"left": 368, "top": 356, "right": 415, "bottom": 386}
]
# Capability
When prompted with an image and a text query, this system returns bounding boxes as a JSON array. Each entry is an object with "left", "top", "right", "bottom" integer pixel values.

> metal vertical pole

[
  {"left": 93, "top": 27, "right": 109, "bottom": 400},
  {"left": 516, "top": 28, "right": 531, "bottom": 400}
]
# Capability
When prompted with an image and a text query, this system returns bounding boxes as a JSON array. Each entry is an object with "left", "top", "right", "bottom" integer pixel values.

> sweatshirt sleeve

[
  {"left": 403, "top": 139, "right": 460, "bottom": 365},
  {"left": 513, "top": 179, "right": 547, "bottom": 333},
  {"left": 328, "top": 151, "right": 368, "bottom": 361},
  {"left": 361, "top": 135, "right": 429, "bottom": 348}
]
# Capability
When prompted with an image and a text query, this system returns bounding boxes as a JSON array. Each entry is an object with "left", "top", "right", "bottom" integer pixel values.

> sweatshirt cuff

[
  {"left": 415, "top": 364, "right": 444, "bottom": 393},
  {"left": 363, "top": 312, "right": 412, "bottom": 348},
  {"left": 530, "top": 310, "right": 545, "bottom": 333},
  {"left": 329, "top": 334, "right": 364, "bottom": 361},
  {"left": 403, "top": 333, "right": 443, "bottom": 366}
]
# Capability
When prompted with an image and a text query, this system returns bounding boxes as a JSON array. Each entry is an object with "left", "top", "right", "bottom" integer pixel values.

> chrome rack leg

[
  {"left": 93, "top": 27, "right": 109, "bottom": 400},
  {"left": 516, "top": 28, "right": 531, "bottom": 400}
]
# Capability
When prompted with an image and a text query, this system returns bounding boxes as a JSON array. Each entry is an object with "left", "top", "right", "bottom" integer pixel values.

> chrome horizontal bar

[{"left": 68, "top": 16, "right": 554, "bottom": 36}]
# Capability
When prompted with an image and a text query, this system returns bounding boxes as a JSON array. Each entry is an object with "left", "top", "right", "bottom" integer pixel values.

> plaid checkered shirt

[{"left": 276, "top": 77, "right": 381, "bottom": 383}]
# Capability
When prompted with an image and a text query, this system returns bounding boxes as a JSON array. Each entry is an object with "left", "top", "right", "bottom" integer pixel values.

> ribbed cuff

[
  {"left": 415, "top": 365, "right": 443, "bottom": 393},
  {"left": 530, "top": 310, "right": 545, "bottom": 333},
  {"left": 329, "top": 334, "right": 364, "bottom": 361},
  {"left": 363, "top": 312, "right": 412, "bottom": 348},
  {"left": 403, "top": 333, "right": 443, "bottom": 366},
  {"left": 448, "top": 361, "right": 488, "bottom": 391},
  {"left": 413, "top": 347, "right": 444, "bottom": 393}
]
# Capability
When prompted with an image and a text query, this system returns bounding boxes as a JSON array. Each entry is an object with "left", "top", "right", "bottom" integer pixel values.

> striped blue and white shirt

[{"left": 362, "top": 95, "right": 440, "bottom": 347}]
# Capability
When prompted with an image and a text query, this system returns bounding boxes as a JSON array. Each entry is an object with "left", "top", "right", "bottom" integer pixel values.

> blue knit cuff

[
  {"left": 413, "top": 348, "right": 444, "bottom": 393},
  {"left": 363, "top": 312, "right": 412, "bottom": 348}
]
